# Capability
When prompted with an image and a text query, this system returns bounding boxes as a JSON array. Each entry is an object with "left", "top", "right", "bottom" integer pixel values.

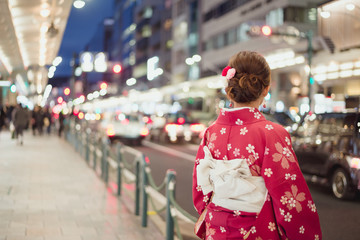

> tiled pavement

[{"left": 0, "top": 131, "right": 165, "bottom": 240}]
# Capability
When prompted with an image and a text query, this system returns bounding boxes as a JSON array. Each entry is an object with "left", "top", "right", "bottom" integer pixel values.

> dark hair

[{"left": 225, "top": 51, "right": 271, "bottom": 103}]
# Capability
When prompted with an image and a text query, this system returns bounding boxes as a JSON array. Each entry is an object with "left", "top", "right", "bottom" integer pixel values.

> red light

[
  {"left": 100, "top": 82, "right": 108, "bottom": 90},
  {"left": 113, "top": 64, "right": 122, "bottom": 74},
  {"left": 78, "top": 112, "right": 84, "bottom": 119},
  {"left": 140, "top": 127, "right": 149, "bottom": 136},
  {"left": 64, "top": 88, "right": 70, "bottom": 96},
  {"left": 261, "top": 25, "right": 272, "bottom": 36},
  {"left": 73, "top": 108, "right": 79, "bottom": 115},
  {"left": 177, "top": 117, "right": 185, "bottom": 124},
  {"left": 57, "top": 96, "right": 63, "bottom": 104}
]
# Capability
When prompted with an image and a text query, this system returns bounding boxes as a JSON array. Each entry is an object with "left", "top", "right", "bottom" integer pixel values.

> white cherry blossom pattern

[
  {"left": 253, "top": 152, "right": 259, "bottom": 160},
  {"left": 233, "top": 210, "right": 241, "bottom": 216},
  {"left": 235, "top": 119, "right": 243, "bottom": 125},
  {"left": 240, "top": 127, "right": 248, "bottom": 135},
  {"left": 264, "top": 147, "right": 270, "bottom": 155},
  {"left": 250, "top": 226, "right": 256, "bottom": 234},
  {"left": 196, "top": 185, "right": 202, "bottom": 192},
  {"left": 221, "top": 109, "right": 226, "bottom": 115},
  {"left": 209, "top": 212, "right": 213, "bottom": 221},
  {"left": 285, "top": 173, "right": 297, "bottom": 181},
  {"left": 214, "top": 149, "right": 221, "bottom": 158},
  {"left": 233, "top": 148, "right": 240, "bottom": 157},
  {"left": 307, "top": 200, "right": 317, "bottom": 212},
  {"left": 280, "top": 196, "right": 288, "bottom": 205},
  {"left": 284, "top": 212, "right": 292, "bottom": 222},
  {"left": 227, "top": 144, "right": 232, "bottom": 150},
  {"left": 299, "top": 226, "right": 305, "bottom": 234},
  {"left": 246, "top": 144, "right": 255, "bottom": 154},
  {"left": 285, "top": 137, "right": 291, "bottom": 145},
  {"left": 220, "top": 226, "right": 226, "bottom": 233},
  {"left": 279, "top": 208, "right": 285, "bottom": 216},
  {"left": 195, "top": 159, "right": 200, "bottom": 165},
  {"left": 203, "top": 195, "right": 209, "bottom": 202},
  {"left": 254, "top": 112, "right": 261, "bottom": 119},
  {"left": 249, "top": 108, "right": 255, "bottom": 112},
  {"left": 223, "top": 155, "right": 228, "bottom": 160},
  {"left": 268, "top": 222, "right": 276, "bottom": 231},
  {"left": 264, "top": 168, "right": 273, "bottom": 177},
  {"left": 315, "top": 234, "right": 320, "bottom": 240},
  {"left": 220, "top": 127, "right": 226, "bottom": 135},
  {"left": 239, "top": 228, "right": 247, "bottom": 235},
  {"left": 288, "top": 198, "right": 296, "bottom": 208},
  {"left": 265, "top": 124, "right": 274, "bottom": 130}
]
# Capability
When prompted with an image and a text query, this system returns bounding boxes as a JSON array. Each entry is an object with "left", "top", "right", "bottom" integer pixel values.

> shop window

[{"left": 142, "top": 25, "right": 151, "bottom": 37}]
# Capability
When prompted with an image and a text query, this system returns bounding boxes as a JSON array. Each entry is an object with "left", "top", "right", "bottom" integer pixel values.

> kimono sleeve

[
  {"left": 261, "top": 129, "right": 322, "bottom": 240},
  {"left": 192, "top": 129, "right": 212, "bottom": 215}
]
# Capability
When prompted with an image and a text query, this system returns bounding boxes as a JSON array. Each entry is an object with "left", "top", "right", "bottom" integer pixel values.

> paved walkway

[{"left": 0, "top": 130, "right": 164, "bottom": 240}]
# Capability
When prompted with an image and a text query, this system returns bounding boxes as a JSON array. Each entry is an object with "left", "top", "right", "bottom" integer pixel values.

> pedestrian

[
  {"left": 13, "top": 104, "right": 29, "bottom": 145},
  {"left": 192, "top": 51, "right": 322, "bottom": 240},
  {"left": 43, "top": 107, "right": 52, "bottom": 135},
  {"left": 58, "top": 111, "right": 65, "bottom": 137}
]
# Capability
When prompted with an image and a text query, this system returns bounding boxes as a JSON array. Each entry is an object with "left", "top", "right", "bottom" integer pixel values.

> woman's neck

[{"left": 233, "top": 99, "right": 262, "bottom": 109}]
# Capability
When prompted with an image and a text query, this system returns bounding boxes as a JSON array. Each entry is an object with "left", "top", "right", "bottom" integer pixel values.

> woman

[{"left": 192, "top": 51, "right": 322, "bottom": 240}]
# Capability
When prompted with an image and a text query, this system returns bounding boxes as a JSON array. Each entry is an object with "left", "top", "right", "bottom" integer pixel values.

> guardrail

[{"left": 65, "top": 121, "right": 197, "bottom": 240}]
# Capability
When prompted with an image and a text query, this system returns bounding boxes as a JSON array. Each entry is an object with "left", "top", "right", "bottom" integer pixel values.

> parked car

[
  {"left": 291, "top": 110, "right": 360, "bottom": 199},
  {"left": 148, "top": 111, "right": 205, "bottom": 144},
  {"left": 99, "top": 112, "right": 149, "bottom": 145},
  {"left": 263, "top": 111, "right": 297, "bottom": 133}
]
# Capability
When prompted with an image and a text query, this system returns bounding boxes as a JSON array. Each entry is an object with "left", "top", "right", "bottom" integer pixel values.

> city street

[{"left": 127, "top": 140, "right": 360, "bottom": 240}]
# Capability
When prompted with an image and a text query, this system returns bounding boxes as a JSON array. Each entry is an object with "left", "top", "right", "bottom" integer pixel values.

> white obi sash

[{"left": 197, "top": 146, "right": 267, "bottom": 213}]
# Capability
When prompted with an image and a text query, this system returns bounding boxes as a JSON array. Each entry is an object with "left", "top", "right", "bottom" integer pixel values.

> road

[{"left": 116, "top": 140, "right": 360, "bottom": 240}]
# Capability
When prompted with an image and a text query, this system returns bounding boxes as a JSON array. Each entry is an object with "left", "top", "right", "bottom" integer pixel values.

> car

[
  {"left": 262, "top": 111, "right": 297, "bottom": 133},
  {"left": 148, "top": 111, "right": 205, "bottom": 144},
  {"left": 99, "top": 112, "right": 149, "bottom": 145},
  {"left": 291, "top": 110, "right": 360, "bottom": 199}
]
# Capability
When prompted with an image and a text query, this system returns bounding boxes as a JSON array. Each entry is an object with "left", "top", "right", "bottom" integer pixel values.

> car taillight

[
  {"left": 107, "top": 127, "right": 115, "bottom": 137},
  {"left": 140, "top": 127, "right": 149, "bottom": 136},
  {"left": 190, "top": 123, "right": 205, "bottom": 132}
]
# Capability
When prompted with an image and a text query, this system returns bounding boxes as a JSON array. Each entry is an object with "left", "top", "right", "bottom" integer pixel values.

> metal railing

[{"left": 65, "top": 121, "right": 197, "bottom": 240}]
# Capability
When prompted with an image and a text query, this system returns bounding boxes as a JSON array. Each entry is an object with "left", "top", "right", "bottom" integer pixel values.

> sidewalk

[{"left": 0, "top": 130, "right": 165, "bottom": 240}]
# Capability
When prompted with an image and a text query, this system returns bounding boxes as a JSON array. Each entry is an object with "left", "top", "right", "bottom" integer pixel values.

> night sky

[{"left": 54, "top": 0, "right": 115, "bottom": 78}]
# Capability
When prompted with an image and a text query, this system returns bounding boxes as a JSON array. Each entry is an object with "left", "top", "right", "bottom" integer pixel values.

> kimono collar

[{"left": 216, "top": 107, "right": 266, "bottom": 125}]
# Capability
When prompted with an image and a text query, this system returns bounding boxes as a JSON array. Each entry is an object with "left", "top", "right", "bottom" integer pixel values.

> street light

[
  {"left": 73, "top": 0, "right": 85, "bottom": 9},
  {"left": 185, "top": 54, "right": 202, "bottom": 65}
]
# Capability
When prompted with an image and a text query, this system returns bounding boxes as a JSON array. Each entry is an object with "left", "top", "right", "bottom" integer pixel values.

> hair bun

[{"left": 225, "top": 51, "right": 270, "bottom": 103}]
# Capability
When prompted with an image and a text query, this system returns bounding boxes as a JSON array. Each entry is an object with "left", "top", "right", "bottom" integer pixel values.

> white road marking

[{"left": 142, "top": 141, "right": 195, "bottom": 162}]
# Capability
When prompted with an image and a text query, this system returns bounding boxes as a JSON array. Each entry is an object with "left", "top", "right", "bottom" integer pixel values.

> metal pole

[
  {"left": 85, "top": 132, "right": 90, "bottom": 163},
  {"left": 116, "top": 143, "right": 122, "bottom": 196},
  {"left": 135, "top": 160, "right": 140, "bottom": 216},
  {"left": 141, "top": 154, "right": 148, "bottom": 227},
  {"left": 166, "top": 170, "right": 176, "bottom": 240},
  {"left": 306, "top": 30, "right": 313, "bottom": 112},
  {"left": 93, "top": 134, "right": 97, "bottom": 171}
]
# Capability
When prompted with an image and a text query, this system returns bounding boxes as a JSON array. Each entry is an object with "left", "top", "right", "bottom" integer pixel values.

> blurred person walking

[
  {"left": 43, "top": 107, "right": 52, "bottom": 135},
  {"left": 13, "top": 104, "right": 30, "bottom": 145},
  {"left": 0, "top": 105, "right": 6, "bottom": 139},
  {"left": 58, "top": 111, "right": 65, "bottom": 137},
  {"left": 192, "top": 51, "right": 322, "bottom": 240}
]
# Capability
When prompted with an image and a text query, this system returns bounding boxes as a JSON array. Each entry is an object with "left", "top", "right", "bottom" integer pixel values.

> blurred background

[{"left": 1, "top": 0, "right": 360, "bottom": 239}]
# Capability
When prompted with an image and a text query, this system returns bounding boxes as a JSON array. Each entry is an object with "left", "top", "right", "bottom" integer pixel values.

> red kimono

[{"left": 192, "top": 108, "right": 322, "bottom": 240}]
